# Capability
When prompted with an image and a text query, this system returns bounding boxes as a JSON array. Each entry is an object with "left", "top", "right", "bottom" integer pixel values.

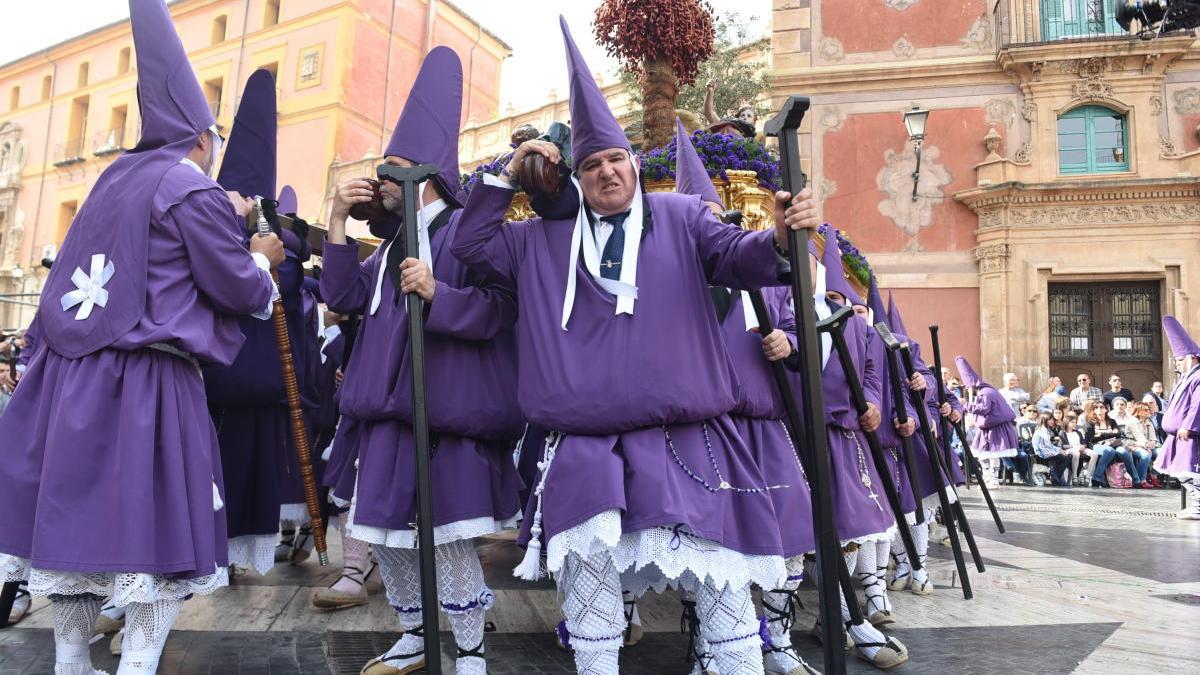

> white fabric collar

[
  {"left": 561, "top": 153, "right": 642, "bottom": 330},
  {"left": 813, "top": 260, "right": 831, "bottom": 367},
  {"left": 369, "top": 182, "right": 444, "bottom": 315}
]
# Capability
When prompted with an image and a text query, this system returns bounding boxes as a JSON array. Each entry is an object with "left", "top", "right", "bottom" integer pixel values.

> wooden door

[{"left": 1048, "top": 281, "right": 1161, "bottom": 397}]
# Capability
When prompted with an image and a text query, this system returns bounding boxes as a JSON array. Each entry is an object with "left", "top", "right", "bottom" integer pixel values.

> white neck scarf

[
  {"left": 738, "top": 290, "right": 757, "bottom": 332},
  {"left": 561, "top": 153, "right": 643, "bottom": 331},
  {"left": 813, "top": 260, "right": 832, "bottom": 368}
]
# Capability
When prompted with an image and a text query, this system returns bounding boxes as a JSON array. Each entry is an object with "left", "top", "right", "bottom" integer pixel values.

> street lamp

[{"left": 904, "top": 106, "right": 930, "bottom": 202}]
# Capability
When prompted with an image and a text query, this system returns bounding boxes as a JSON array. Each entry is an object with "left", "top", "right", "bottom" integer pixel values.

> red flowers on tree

[{"left": 594, "top": 0, "right": 716, "bottom": 150}]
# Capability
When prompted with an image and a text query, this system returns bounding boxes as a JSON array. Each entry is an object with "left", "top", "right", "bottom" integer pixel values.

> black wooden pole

[
  {"left": 874, "top": 323, "right": 926, "bottom": 526},
  {"left": 381, "top": 162, "right": 443, "bottom": 672},
  {"left": 764, "top": 96, "right": 846, "bottom": 675}
]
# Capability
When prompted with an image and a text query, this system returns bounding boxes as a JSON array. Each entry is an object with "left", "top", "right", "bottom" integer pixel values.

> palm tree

[{"left": 594, "top": 0, "right": 715, "bottom": 151}]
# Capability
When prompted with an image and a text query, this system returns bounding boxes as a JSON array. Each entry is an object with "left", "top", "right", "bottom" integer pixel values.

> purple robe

[
  {"left": 814, "top": 301, "right": 896, "bottom": 543},
  {"left": 452, "top": 183, "right": 788, "bottom": 558},
  {"left": 1155, "top": 365, "right": 1200, "bottom": 477},
  {"left": 964, "top": 385, "right": 1019, "bottom": 459},
  {"left": 320, "top": 209, "right": 522, "bottom": 534},
  {"left": 721, "top": 288, "right": 815, "bottom": 558},
  {"left": 0, "top": 164, "right": 273, "bottom": 575},
  {"left": 16, "top": 314, "right": 40, "bottom": 370},
  {"left": 867, "top": 328, "right": 925, "bottom": 516},
  {"left": 204, "top": 227, "right": 310, "bottom": 538}
]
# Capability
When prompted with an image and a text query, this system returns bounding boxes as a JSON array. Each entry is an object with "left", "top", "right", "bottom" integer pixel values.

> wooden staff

[{"left": 253, "top": 198, "right": 328, "bottom": 566}]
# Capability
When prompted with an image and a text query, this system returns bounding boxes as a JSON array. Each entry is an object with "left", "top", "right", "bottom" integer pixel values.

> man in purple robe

[
  {"left": 672, "top": 119, "right": 817, "bottom": 675},
  {"left": 1154, "top": 316, "right": 1200, "bottom": 520},
  {"left": 322, "top": 46, "right": 522, "bottom": 675},
  {"left": 810, "top": 239, "right": 909, "bottom": 668},
  {"left": 450, "top": 17, "right": 818, "bottom": 674},
  {"left": 0, "top": 2, "right": 283, "bottom": 672},
  {"left": 957, "top": 355, "right": 1019, "bottom": 489}
]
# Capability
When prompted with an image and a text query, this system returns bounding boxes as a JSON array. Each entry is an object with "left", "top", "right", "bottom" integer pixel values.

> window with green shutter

[
  {"left": 1041, "top": 0, "right": 1125, "bottom": 40},
  {"left": 1057, "top": 106, "right": 1128, "bottom": 175}
]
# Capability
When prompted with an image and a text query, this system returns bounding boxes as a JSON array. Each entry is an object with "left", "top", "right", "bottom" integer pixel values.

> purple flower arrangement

[
  {"left": 639, "top": 130, "right": 781, "bottom": 191},
  {"left": 460, "top": 151, "right": 514, "bottom": 194},
  {"left": 818, "top": 223, "right": 872, "bottom": 288}
]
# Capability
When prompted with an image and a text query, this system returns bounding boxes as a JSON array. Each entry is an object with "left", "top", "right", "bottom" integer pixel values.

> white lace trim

[
  {"left": 974, "top": 447, "right": 1017, "bottom": 459},
  {"left": 841, "top": 523, "right": 897, "bottom": 548},
  {"left": 227, "top": 534, "right": 277, "bottom": 575},
  {"left": 920, "top": 487, "right": 959, "bottom": 510},
  {"left": 0, "top": 553, "right": 226, "bottom": 605},
  {"left": 347, "top": 513, "right": 521, "bottom": 548},
  {"left": 279, "top": 503, "right": 310, "bottom": 523},
  {"left": 544, "top": 509, "right": 785, "bottom": 597},
  {"left": 328, "top": 492, "right": 351, "bottom": 509}
]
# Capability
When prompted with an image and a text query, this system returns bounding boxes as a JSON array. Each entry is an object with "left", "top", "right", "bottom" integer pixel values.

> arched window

[
  {"left": 1041, "top": 0, "right": 1123, "bottom": 40},
  {"left": 1057, "top": 105, "right": 1128, "bottom": 175}
]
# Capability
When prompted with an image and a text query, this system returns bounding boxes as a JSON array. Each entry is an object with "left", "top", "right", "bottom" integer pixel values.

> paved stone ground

[{"left": 1, "top": 486, "right": 1196, "bottom": 674}]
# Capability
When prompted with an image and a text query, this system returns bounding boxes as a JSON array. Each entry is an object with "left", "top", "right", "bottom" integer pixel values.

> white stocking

[
  {"left": 433, "top": 539, "right": 492, "bottom": 675},
  {"left": 373, "top": 545, "right": 425, "bottom": 663},
  {"left": 328, "top": 513, "right": 371, "bottom": 594},
  {"left": 854, "top": 542, "right": 891, "bottom": 615},
  {"left": 117, "top": 599, "right": 182, "bottom": 674},
  {"left": 889, "top": 530, "right": 911, "bottom": 586},
  {"left": 562, "top": 550, "right": 623, "bottom": 675},
  {"left": 51, "top": 594, "right": 103, "bottom": 675},
  {"left": 839, "top": 548, "right": 889, "bottom": 660},
  {"left": 911, "top": 514, "right": 930, "bottom": 585},
  {"left": 762, "top": 556, "right": 815, "bottom": 674},
  {"left": 697, "top": 581, "right": 763, "bottom": 675}
]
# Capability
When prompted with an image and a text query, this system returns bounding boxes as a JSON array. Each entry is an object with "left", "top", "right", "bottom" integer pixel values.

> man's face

[
  {"left": 1004, "top": 374, "right": 1019, "bottom": 389},
  {"left": 1077, "top": 375, "right": 1091, "bottom": 388},
  {"left": 825, "top": 290, "right": 848, "bottom": 306},
  {"left": 737, "top": 107, "right": 757, "bottom": 127},
  {"left": 1143, "top": 397, "right": 1158, "bottom": 413},
  {"left": 1113, "top": 398, "right": 1126, "bottom": 414},
  {"left": 578, "top": 148, "right": 637, "bottom": 216},
  {"left": 0, "top": 363, "right": 10, "bottom": 384},
  {"left": 1109, "top": 376, "right": 1122, "bottom": 391},
  {"left": 379, "top": 156, "right": 415, "bottom": 213},
  {"left": 941, "top": 367, "right": 951, "bottom": 382},
  {"left": 1023, "top": 406, "right": 1038, "bottom": 421},
  {"left": 1049, "top": 376, "right": 1061, "bottom": 387}
]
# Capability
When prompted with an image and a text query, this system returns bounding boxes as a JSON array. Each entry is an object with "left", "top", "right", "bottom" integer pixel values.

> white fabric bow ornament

[{"left": 60, "top": 253, "right": 115, "bottom": 321}]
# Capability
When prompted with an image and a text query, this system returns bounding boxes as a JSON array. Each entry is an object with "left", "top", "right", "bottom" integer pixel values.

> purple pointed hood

[
  {"left": 39, "top": 0, "right": 216, "bottom": 358},
  {"left": 217, "top": 68, "right": 276, "bottom": 201},
  {"left": 956, "top": 355, "right": 988, "bottom": 389},
  {"left": 277, "top": 185, "right": 297, "bottom": 214},
  {"left": 821, "top": 230, "right": 862, "bottom": 306},
  {"left": 384, "top": 46, "right": 464, "bottom": 208},
  {"left": 866, "top": 276, "right": 888, "bottom": 323},
  {"left": 674, "top": 118, "right": 723, "bottom": 207},
  {"left": 1163, "top": 316, "right": 1200, "bottom": 358},
  {"left": 561, "top": 16, "right": 631, "bottom": 165},
  {"left": 886, "top": 291, "right": 910, "bottom": 339}
]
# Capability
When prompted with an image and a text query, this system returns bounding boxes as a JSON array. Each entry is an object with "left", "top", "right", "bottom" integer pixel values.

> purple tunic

[
  {"left": 868, "top": 329, "right": 925, "bottom": 516},
  {"left": 452, "top": 183, "right": 787, "bottom": 558},
  {"left": 0, "top": 164, "right": 273, "bottom": 575},
  {"left": 814, "top": 302, "right": 896, "bottom": 543},
  {"left": 964, "top": 386, "right": 1019, "bottom": 459},
  {"left": 1155, "top": 365, "right": 1199, "bottom": 477},
  {"left": 321, "top": 210, "right": 522, "bottom": 535},
  {"left": 721, "top": 288, "right": 814, "bottom": 558},
  {"left": 16, "top": 314, "right": 40, "bottom": 370}
]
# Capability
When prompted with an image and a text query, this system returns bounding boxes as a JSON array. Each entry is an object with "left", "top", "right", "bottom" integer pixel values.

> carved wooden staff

[{"left": 253, "top": 197, "right": 328, "bottom": 566}]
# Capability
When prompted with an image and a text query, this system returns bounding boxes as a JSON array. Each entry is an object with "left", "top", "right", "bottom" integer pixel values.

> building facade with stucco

[
  {"left": 0, "top": 0, "right": 507, "bottom": 330},
  {"left": 772, "top": 0, "right": 1200, "bottom": 394}
]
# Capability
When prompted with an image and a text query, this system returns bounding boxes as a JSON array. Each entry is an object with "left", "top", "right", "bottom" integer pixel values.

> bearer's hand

[
  {"left": 399, "top": 258, "right": 436, "bottom": 302},
  {"left": 0, "top": 370, "right": 14, "bottom": 391},
  {"left": 227, "top": 191, "right": 253, "bottom": 218},
  {"left": 250, "top": 232, "right": 285, "bottom": 269},
  {"left": 503, "top": 139, "right": 560, "bottom": 187},
  {"left": 895, "top": 418, "right": 916, "bottom": 438},
  {"left": 761, "top": 329, "right": 792, "bottom": 362},
  {"left": 773, "top": 187, "right": 818, "bottom": 251},
  {"left": 1179, "top": 429, "right": 1192, "bottom": 442},
  {"left": 909, "top": 372, "right": 926, "bottom": 391},
  {"left": 334, "top": 368, "right": 344, "bottom": 389},
  {"left": 331, "top": 178, "right": 376, "bottom": 221},
  {"left": 949, "top": 409, "right": 963, "bottom": 423},
  {"left": 860, "top": 402, "right": 881, "bottom": 433},
  {"left": 940, "top": 402, "right": 952, "bottom": 417}
]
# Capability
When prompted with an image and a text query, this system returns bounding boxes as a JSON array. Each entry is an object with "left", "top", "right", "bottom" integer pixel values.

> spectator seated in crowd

[
  {"left": 1036, "top": 377, "right": 1064, "bottom": 413},
  {"left": 1059, "top": 413, "right": 1090, "bottom": 486},
  {"left": 1079, "top": 401, "right": 1129, "bottom": 488},
  {"left": 1032, "top": 412, "right": 1072, "bottom": 486},
  {"left": 1124, "top": 402, "right": 1162, "bottom": 489},
  {"left": 1012, "top": 404, "right": 1039, "bottom": 485},
  {"left": 1000, "top": 372, "right": 1032, "bottom": 418}
]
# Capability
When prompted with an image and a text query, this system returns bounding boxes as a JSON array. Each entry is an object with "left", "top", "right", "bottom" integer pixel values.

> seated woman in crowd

[
  {"left": 1079, "top": 401, "right": 1129, "bottom": 488},
  {"left": 1108, "top": 397, "right": 1134, "bottom": 427},
  {"left": 1013, "top": 404, "right": 1039, "bottom": 485},
  {"left": 1058, "top": 413, "right": 1089, "bottom": 485},
  {"left": 1036, "top": 382, "right": 1060, "bottom": 413},
  {"left": 1123, "top": 401, "right": 1161, "bottom": 489},
  {"left": 1032, "top": 412, "right": 1071, "bottom": 486}
]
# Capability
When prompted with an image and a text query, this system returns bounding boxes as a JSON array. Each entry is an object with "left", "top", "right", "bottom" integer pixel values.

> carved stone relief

[
  {"left": 961, "top": 15, "right": 993, "bottom": 50},
  {"left": 1158, "top": 135, "right": 1181, "bottom": 158},
  {"left": 975, "top": 244, "right": 1011, "bottom": 273},
  {"left": 884, "top": 0, "right": 919, "bottom": 9},
  {"left": 1173, "top": 87, "right": 1200, "bottom": 115},
  {"left": 1150, "top": 95, "right": 1164, "bottom": 116},
  {"left": 1007, "top": 202, "right": 1200, "bottom": 226},
  {"left": 876, "top": 144, "right": 952, "bottom": 237},
  {"left": 819, "top": 178, "right": 838, "bottom": 199},
  {"left": 818, "top": 37, "right": 845, "bottom": 63},
  {"left": 818, "top": 106, "right": 846, "bottom": 134},
  {"left": 893, "top": 37, "right": 916, "bottom": 59}
]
